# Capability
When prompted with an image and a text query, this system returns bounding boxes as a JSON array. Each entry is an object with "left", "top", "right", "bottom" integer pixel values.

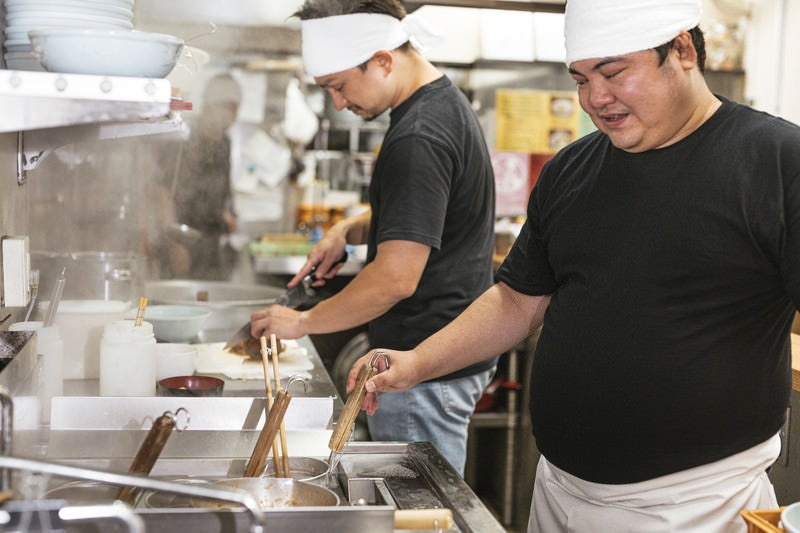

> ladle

[
  {"left": 183, "top": 21, "right": 217, "bottom": 44},
  {"left": 116, "top": 408, "right": 189, "bottom": 504},
  {"left": 165, "top": 223, "right": 203, "bottom": 246},
  {"left": 328, "top": 351, "right": 390, "bottom": 453}
]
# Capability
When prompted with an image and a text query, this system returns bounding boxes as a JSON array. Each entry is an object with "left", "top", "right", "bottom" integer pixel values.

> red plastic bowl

[{"left": 157, "top": 375, "right": 224, "bottom": 397}]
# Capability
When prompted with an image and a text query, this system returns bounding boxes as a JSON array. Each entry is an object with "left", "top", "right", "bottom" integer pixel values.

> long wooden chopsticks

[
  {"left": 270, "top": 333, "right": 291, "bottom": 478},
  {"left": 243, "top": 334, "right": 292, "bottom": 477}
]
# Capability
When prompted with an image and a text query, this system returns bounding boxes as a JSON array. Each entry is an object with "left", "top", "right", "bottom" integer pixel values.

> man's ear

[
  {"left": 673, "top": 31, "right": 699, "bottom": 71},
  {"left": 372, "top": 50, "right": 393, "bottom": 74}
]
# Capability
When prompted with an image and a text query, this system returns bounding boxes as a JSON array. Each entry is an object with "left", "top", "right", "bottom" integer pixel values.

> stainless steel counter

[
  {"left": 4, "top": 332, "right": 340, "bottom": 466},
  {"left": 0, "top": 331, "right": 506, "bottom": 532}
]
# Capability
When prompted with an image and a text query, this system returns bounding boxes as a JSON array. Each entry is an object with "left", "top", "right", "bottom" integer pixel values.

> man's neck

[{"left": 391, "top": 53, "right": 443, "bottom": 108}]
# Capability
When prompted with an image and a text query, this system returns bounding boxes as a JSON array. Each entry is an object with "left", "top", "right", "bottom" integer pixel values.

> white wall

[
  {"left": 419, "top": 1, "right": 799, "bottom": 126},
  {"left": 741, "top": 0, "right": 798, "bottom": 124}
]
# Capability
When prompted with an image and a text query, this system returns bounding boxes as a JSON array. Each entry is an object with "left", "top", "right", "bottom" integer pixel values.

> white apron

[{"left": 528, "top": 433, "right": 780, "bottom": 533}]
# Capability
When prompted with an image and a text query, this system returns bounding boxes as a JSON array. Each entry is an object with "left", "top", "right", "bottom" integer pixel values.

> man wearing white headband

[
  {"left": 352, "top": 0, "right": 800, "bottom": 531},
  {"left": 251, "top": 0, "right": 498, "bottom": 476}
]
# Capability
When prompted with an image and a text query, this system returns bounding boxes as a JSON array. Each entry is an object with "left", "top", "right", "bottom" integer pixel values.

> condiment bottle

[{"left": 99, "top": 320, "right": 156, "bottom": 396}]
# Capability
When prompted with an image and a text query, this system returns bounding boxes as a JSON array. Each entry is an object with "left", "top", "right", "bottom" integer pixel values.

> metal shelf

[
  {"left": 1, "top": 69, "right": 182, "bottom": 184},
  {"left": 1, "top": 69, "right": 173, "bottom": 133},
  {"left": 252, "top": 254, "right": 363, "bottom": 276}
]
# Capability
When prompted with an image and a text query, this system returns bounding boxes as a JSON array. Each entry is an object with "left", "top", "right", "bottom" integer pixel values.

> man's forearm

[
  {"left": 414, "top": 283, "right": 550, "bottom": 381},
  {"left": 339, "top": 210, "right": 371, "bottom": 245}
]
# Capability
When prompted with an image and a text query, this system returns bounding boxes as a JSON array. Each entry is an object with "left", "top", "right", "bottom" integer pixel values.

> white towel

[
  {"left": 564, "top": 0, "right": 702, "bottom": 66},
  {"left": 301, "top": 12, "right": 443, "bottom": 77}
]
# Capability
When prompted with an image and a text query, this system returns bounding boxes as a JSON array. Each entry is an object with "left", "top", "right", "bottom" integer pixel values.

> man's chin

[{"left": 349, "top": 108, "right": 377, "bottom": 121}]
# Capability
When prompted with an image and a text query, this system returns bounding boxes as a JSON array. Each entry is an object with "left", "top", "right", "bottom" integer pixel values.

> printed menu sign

[{"left": 495, "top": 90, "right": 581, "bottom": 153}]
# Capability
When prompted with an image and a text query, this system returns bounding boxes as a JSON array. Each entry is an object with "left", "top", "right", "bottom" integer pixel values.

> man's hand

[
  {"left": 250, "top": 305, "right": 308, "bottom": 340},
  {"left": 345, "top": 349, "right": 424, "bottom": 415}
]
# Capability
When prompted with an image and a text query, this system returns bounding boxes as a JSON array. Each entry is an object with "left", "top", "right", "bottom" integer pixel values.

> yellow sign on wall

[{"left": 495, "top": 90, "right": 581, "bottom": 153}]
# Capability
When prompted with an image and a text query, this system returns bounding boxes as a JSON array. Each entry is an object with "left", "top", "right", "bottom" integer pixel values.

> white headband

[
  {"left": 301, "top": 12, "right": 443, "bottom": 78},
  {"left": 564, "top": 0, "right": 702, "bottom": 66}
]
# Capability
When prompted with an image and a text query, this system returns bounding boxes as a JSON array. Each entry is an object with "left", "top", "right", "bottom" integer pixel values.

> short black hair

[
  {"left": 654, "top": 26, "right": 707, "bottom": 73},
  {"left": 293, "top": 0, "right": 406, "bottom": 21}
]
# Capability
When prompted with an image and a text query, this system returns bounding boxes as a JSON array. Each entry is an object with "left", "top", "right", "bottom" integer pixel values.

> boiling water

[{"left": 326, "top": 449, "right": 343, "bottom": 483}]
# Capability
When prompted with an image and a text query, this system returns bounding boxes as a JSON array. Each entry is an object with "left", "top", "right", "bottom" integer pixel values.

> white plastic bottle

[{"left": 99, "top": 320, "right": 157, "bottom": 396}]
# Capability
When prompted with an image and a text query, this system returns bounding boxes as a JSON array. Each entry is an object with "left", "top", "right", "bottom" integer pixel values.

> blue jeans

[{"left": 366, "top": 367, "right": 495, "bottom": 476}]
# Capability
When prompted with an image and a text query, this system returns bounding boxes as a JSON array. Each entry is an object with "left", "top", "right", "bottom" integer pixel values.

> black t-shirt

[
  {"left": 367, "top": 76, "right": 497, "bottom": 380},
  {"left": 497, "top": 97, "right": 800, "bottom": 483}
]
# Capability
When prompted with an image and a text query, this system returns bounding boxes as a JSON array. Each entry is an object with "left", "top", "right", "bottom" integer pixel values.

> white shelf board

[{"left": 0, "top": 69, "right": 173, "bottom": 134}]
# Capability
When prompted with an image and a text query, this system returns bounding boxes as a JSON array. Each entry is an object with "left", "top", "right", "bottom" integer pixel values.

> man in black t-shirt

[
  {"left": 353, "top": 0, "right": 800, "bottom": 531},
  {"left": 250, "top": 0, "right": 497, "bottom": 475}
]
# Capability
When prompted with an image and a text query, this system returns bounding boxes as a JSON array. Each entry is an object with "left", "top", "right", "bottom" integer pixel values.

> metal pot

[
  {"left": 263, "top": 457, "right": 329, "bottom": 486},
  {"left": 144, "top": 280, "right": 285, "bottom": 339},
  {"left": 31, "top": 251, "right": 146, "bottom": 305},
  {"left": 46, "top": 480, "right": 127, "bottom": 505},
  {"left": 200, "top": 477, "right": 339, "bottom": 508},
  {"left": 143, "top": 477, "right": 339, "bottom": 509}
]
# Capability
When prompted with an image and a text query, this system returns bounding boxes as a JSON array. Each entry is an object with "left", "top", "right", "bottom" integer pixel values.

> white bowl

[
  {"left": 783, "top": 502, "right": 800, "bottom": 533},
  {"left": 156, "top": 343, "right": 197, "bottom": 381},
  {"left": 143, "top": 305, "right": 211, "bottom": 343},
  {"left": 7, "top": 12, "right": 134, "bottom": 27},
  {"left": 6, "top": 17, "right": 134, "bottom": 40},
  {"left": 3, "top": 40, "right": 33, "bottom": 48},
  {"left": 6, "top": 0, "right": 134, "bottom": 8},
  {"left": 5, "top": 1, "right": 133, "bottom": 19},
  {"left": 29, "top": 28, "right": 184, "bottom": 78},
  {"left": 5, "top": 51, "right": 41, "bottom": 71}
]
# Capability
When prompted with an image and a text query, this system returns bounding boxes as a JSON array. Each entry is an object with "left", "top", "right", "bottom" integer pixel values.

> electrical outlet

[{"left": 2, "top": 235, "right": 30, "bottom": 308}]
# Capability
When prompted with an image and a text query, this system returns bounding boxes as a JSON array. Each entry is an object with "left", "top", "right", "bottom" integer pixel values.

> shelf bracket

[
  {"left": 14, "top": 114, "right": 184, "bottom": 186},
  {"left": 16, "top": 131, "right": 25, "bottom": 186},
  {"left": 17, "top": 132, "right": 40, "bottom": 187},
  {"left": 16, "top": 131, "right": 49, "bottom": 186}
]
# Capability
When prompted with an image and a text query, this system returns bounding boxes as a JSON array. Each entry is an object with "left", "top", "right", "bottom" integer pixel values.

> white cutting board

[{"left": 194, "top": 340, "right": 313, "bottom": 380}]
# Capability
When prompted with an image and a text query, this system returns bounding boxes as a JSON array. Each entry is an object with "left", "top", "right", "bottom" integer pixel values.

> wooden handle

[
  {"left": 394, "top": 509, "right": 454, "bottom": 530},
  {"left": 244, "top": 390, "right": 292, "bottom": 477},
  {"left": 270, "top": 333, "right": 291, "bottom": 478},
  {"left": 328, "top": 362, "right": 376, "bottom": 453},
  {"left": 134, "top": 297, "right": 148, "bottom": 326},
  {"left": 259, "top": 336, "right": 282, "bottom": 476},
  {"left": 116, "top": 413, "right": 175, "bottom": 502}
]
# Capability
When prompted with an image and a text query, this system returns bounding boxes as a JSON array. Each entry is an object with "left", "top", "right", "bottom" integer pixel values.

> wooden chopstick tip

[{"left": 134, "top": 296, "right": 148, "bottom": 326}]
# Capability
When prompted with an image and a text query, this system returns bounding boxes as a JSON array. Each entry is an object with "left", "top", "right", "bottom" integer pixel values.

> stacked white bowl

[{"left": 3, "top": 0, "right": 135, "bottom": 71}]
